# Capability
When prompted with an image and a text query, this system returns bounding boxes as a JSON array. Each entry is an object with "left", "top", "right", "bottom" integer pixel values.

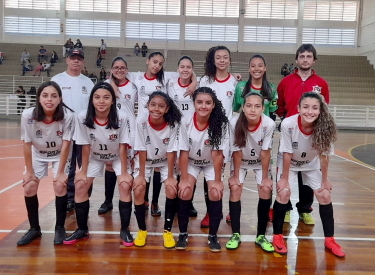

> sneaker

[
  {"left": 189, "top": 204, "right": 198, "bottom": 217},
  {"left": 208, "top": 235, "right": 221, "bottom": 252},
  {"left": 53, "top": 227, "right": 66, "bottom": 245},
  {"left": 98, "top": 201, "right": 113, "bottom": 214},
  {"left": 163, "top": 230, "right": 176, "bottom": 249},
  {"left": 134, "top": 230, "right": 148, "bottom": 247},
  {"left": 175, "top": 233, "right": 188, "bottom": 250},
  {"left": 273, "top": 234, "right": 287, "bottom": 254},
  {"left": 325, "top": 237, "right": 345, "bottom": 258},
  {"left": 284, "top": 211, "right": 291, "bottom": 223},
  {"left": 120, "top": 229, "right": 134, "bottom": 247},
  {"left": 151, "top": 203, "right": 161, "bottom": 217},
  {"left": 66, "top": 201, "right": 75, "bottom": 213},
  {"left": 226, "top": 213, "right": 231, "bottom": 223},
  {"left": 17, "top": 228, "right": 42, "bottom": 246},
  {"left": 225, "top": 233, "right": 241, "bottom": 250},
  {"left": 255, "top": 235, "right": 274, "bottom": 253},
  {"left": 63, "top": 229, "right": 89, "bottom": 245},
  {"left": 200, "top": 213, "right": 209, "bottom": 228},
  {"left": 299, "top": 213, "right": 315, "bottom": 225},
  {"left": 269, "top": 208, "right": 274, "bottom": 222}
]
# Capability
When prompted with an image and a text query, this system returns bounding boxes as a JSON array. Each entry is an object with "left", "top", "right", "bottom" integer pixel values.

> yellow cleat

[
  {"left": 134, "top": 230, "right": 148, "bottom": 247},
  {"left": 163, "top": 230, "right": 176, "bottom": 249}
]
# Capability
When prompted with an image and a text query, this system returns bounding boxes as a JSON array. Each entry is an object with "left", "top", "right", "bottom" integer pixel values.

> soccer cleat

[
  {"left": 98, "top": 202, "right": 113, "bottom": 214},
  {"left": 273, "top": 234, "right": 287, "bottom": 254},
  {"left": 284, "top": 211, "right": 291, "bottom": 223},
  {"left": 226, "top": 233, "right": 241, "bottom": 250},
  {"left": 299, "top": 213, "right": 315, "bottom": 225},
  {"left": 200, "top": 213, "right": 210, "bottom": 228},
  {"left": 17, "top": 228, "right": 42, "bottom": 246},
  {"left": 53, "top": 227, "right": 66, "bottom": 245},
  {"left": 63, "top": 229, "right": 89, "bottom": 245},
  {"left": 175, "top": 233, "right": 188, "bottom": 250},
  {"left": 163, "top": 230, "right": 176, "bottom": 249},
  {"left": 151, "top": 203, "right": 161, "bottom": 217},
  {"left": 134, "top": 230, "right": 148, "bottom": 247},
  {"left": 120, "top": 229, "right": 134, "bottom": 247},
  {"left": 325, "top": 237, "right": 345, "bottom": 258},
  {"left": 255, "top": 235, "right": 275, "bottom": 253},
  {"left": 208, "top": 235, "right": 221, "bottom": 252},
  {"left": 268, "top": 208, "right": 274, "bottom": 222},
  {"left": 226, "top": 213, "right": 231, "bottom": 223}
]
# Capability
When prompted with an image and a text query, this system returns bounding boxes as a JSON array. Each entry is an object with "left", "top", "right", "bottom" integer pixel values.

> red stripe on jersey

[
  {"left": 43, "top": 119, "right": 55, "bottom": 124},
  {"left": 144, "top": 73, "right": 157, "bottom": 81},
  {"left": 297, "top": 115, "right": 313, "bottom": 135},
  {"left": 148, "top": 115, "right": 167, "bottom": 130},
  {"left": 178, "top": 77, "right": 191, "bottom": 88},
  {"left": 118, "top": 79, "right": 129, "bottom": 87},
  {"left": 94, "top": 117, "right": 108, "bottom": 126},
  {"left": 193, "top": 112, "right": 209, "bottom": 131},
  {"left": 250, "top": 84, "right": 261, "bottom": 91},
  {"left": 214, "top": 74, "right": 231, "bottom": 83},
  {"left": 248, "top": 116, "right": 262, "bottom": 132}
]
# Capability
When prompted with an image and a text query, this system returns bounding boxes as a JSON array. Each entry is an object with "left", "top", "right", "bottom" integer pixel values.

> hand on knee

[
  {"left": 165, "top": 184, "right": 177, "bottom": 199},
  {"left": 178, "top": 185, "right": 192, "bottom": 201}
]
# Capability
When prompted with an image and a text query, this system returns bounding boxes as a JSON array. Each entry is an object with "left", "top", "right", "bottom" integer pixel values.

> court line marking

[
  {"left": 0, "top": 180, "right": 23, "bottom": 194},
  {"left": 0, "top": 157, "right": 23, "bottom": 160},
  {"left": 334, "top": 153, "right": 375, "bottom": 171},
  {"left": 346, "top": 142, "right": 375, "bottom": 169},
  {"left": 0, "top": 144, "right": 22, "bottom": 148}
]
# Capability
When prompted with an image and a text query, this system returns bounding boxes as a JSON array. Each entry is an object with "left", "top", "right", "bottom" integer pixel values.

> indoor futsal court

[{"left": 0, "top": 117, "right": 374, "bottom": 274}]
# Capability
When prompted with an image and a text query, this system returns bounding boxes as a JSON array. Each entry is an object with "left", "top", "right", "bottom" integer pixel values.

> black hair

[
  {"left": 32, "top": 81, "right": 73, "bottom": 122},
  {"left": 295, "top": 44, "right": 317, "bottom": 60},
  {"left": 110, "top": 56, "right": 128, "bottom": 86},
  {"left": 204, "top": 45, "right": 231, "bottom": 83},
  {"left": 241, "top": 54, "right": 272, "bottom": 101},
  {"left": 178, "top": 55, "right": 194, "bottom": 67},
  {"left": 234, "top": 93, "right": 264, "bottom": 148},
  {"left": 148, "top": 52, "right": 165, "bottom": 86},
  {"left": 147, "top": 91, "right": 182, "bottom": 128},
  {"left": 192, "top": 87, "right": 228, "bottom": 149},
  {"left": 84, "top": 82, "right": 119, "bottom": 130}
]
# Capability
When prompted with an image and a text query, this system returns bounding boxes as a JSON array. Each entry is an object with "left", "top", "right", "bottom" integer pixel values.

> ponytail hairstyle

[
  {"left": 204, "top": 45, "right": 231, "bottom": 83},
  {"left": 147, "top": 51, "right": 165, "bottom": 86},
  {"left": 234, "top": 93, "right": 264, "bottom": 148},
  {"left": 84, "top": 82, "right": 119, "bottom": 130},
  {"left": 241, "top": 54, "right": 272, "bottom": 101},
  {"left": 299, "top": 92, "right": 337, "bottom": 155},
  {"left": 32, "top": 81, "right": 73, "bottom": 122},
  {"left": 110, "top": 56, "right": 128, "bottom": 86},
  {"left": 178, "top": 55, "right": 194, "bottom": 67},
  {"left": 147, "top": 91, "right": 182, "bottom": 128},
  {"left": 192, "top": 87, "right": 229, "bottom": 149}
]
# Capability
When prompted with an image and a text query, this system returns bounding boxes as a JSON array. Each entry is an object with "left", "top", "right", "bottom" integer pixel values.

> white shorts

[
  {"left": 188, "top": 163, "right": 224, "bottom": 182},
  {"left": 30, "top": 158, "right": 70, "bottom": 180},
  {"left": 87, "top": 157, "right": 131, "bottom": 177},
  {"left": 229, "top": 168, "right": 263, "bottom": 185},
  {"left": 276, "top": 168, "right": 322, "bottom": 190},
  {"left": 132, "top": 154, "right": 175, "bottom": 182}
]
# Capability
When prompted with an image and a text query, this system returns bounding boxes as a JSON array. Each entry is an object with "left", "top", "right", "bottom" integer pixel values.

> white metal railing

[{"left": 0, "top": 94, "right": 36, "bottom": 115}]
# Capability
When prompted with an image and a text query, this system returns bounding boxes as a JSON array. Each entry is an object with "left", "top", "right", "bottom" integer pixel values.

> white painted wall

[{"left": 359, "top": 0, "right": 375, "bottom": 65}]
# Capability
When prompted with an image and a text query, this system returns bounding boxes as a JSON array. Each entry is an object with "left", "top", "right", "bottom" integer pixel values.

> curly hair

[
  {"left": 147, "top": 91, "right": 182, "bottom": 128},
  {"left": 241, "top": 54, "right": 272, "bottom": 101},
  {"left": 148, "top": 52, "right": 165, "bottom": 86},
  {"left": 192, "top": 87, "right": 228, "bottom": 149},
  {"left": 299, "top": 92, "right": 337, "bottom": 155},
  {"left": 203, "top": 45, "right": 231, "bottom": 83},
  {"left": 234, "top": 93, "right": 264, "bottom": 148}
]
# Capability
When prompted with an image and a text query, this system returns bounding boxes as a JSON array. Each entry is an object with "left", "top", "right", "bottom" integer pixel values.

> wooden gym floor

[{"left": 0, "top": 118, "right": 374, "bottom": 274}]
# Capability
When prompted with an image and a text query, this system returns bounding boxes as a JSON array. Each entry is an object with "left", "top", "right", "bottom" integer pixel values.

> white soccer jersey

[
  {"left": 279, "top": 114, "right": 333, "bottom": 171},
  {"left": 134, "top": 115, "right": 179, "bottom": 167},
  {"left": 128, "top": 72, "right": 178, "bottom": 118},
  {"left": 179, "top": 114, "right": 227, "bottom": 166},
  {"left": 21, "top": 107, "right": 75, "bottom": 162},
  {"left": 167, "top": 77, "right": 198, "bottom": 118},
  {"left": 230, "top": 114, "right": 276, "bottom": 169},
  {"left": 51, "top": 72, "right": 94, "bottom": 113},
  {"left": 75, "top": 110, "right": 130, "bottom": 161},
  {"left": 199, "top": 75, "right": 237, "bottom": 120}
]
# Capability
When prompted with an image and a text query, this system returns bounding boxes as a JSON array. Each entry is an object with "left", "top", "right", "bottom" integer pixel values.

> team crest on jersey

[
  {"left": 109, "top": 134, "right": 118, "bottom": 142},
  {"left": 288, "top": 128, "right": 294, "bottom": 135},
  {"left": 117, "top": 103, "right": 121, "bottom": 109},
  {"left": 56, "top": 131, "right": 63, "bottom": 138},
  {"left": 82, "top": 86, "right": 88, "bottom": 94},
  {"left": 312, "top": 85, "right": 322, "bottom": 94},
  {"left": 145, "top": 136, "right": 151, "bottom": 145},
  {"left": 292, "top": 142, "right": 298, "bottom": 149},
  {"left": 36, "top": 130, "right": 42, "bottom": 138},
  {"left": 263, "top": 127, "right": 268, "bottom": 133},
  {"left": 155, "top": 86, "right": 162, "bottom": 91},
  {"left": 142, "top": 122, "right": 147, "bottom": 129},
  {"left": 90, "top": 133, "right": 96, "bottom": 141},
  {"left": 124, "top": 94, "right": 131, "bottom": 101},
  {"left": 162, "top": 138, "right": 170, "bottom": 145},
  {"left": 204, "top": 139, "right": 211, "bottom": 147},
  {"left": 226, "top": 91, "right": 233, "bottom": 97}
]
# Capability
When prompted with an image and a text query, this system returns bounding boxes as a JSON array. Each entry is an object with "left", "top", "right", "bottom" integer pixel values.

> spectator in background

[
  {"left": 281, "top": 63, "right": 288, "bottom": 77},
  {"left": 81, "top": 67, "right": 89, "bottom": 76},
  {"left": 99, "top": 67, "right": 106, "bottom": 82},
  {"left": 88, "top": 72, "right": 98, "bottom": 83},
  {"left": 38, "top": 46, "right": 47, "bottom": 63},
  {"left": 50, "top": 51, "right": 59, "bottom": 66},
  {"left": 14, "top": 85, "right": 26, "bottom": 114},
  {"left": 21, "top": 49, "right": 30, "bottom": 65},
  {"left": 22, "top": 59, "right": 32, "bottom": 76},
  {"left": 96, "top": 48, "right": 102, "bottom": 68},
  {"left": 28, "top": 86, "right": 37, "bottom": 106},
  {"left": 100, "top": 39, "right": 106, "bottom": 59},
  {"left": 0, "top": 51, "right": 3, "bottom": 65},
  {"left": 288, "top": 63, "right": 295, "bottom": 75},
  {"left": 134, "top": 43, "right": 140, "bottom": 56},
  {"left": 75, "top": 39, "right": 83, "bottom": 50},
  {"left": 33, "top": 62, "right": 43, "bottom": 76},
  {"left": 141, "top": 42, "right": 148, "bottom": 57},
  {"left": 42, "top": 61, "right": 51, "bottom": 77}
]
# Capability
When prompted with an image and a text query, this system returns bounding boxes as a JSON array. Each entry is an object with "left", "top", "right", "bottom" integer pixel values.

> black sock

[
  {"left": 105, "top": 170, "right": 117, "bottom": 203},
  {"left": 151, "top": 171, "right": 161, "bottom": 205},
  {"left": 119, "top": 200, "right": 132, "bottom": 231},
  {"left": 229, "top": 200, "right": 241, "bottom": 234},
  {"left": 25, "top": 195, "right": 40, "bottom": 230},
  {"left": 75, "top": 200, "right": 89, "bottom": 230},
  {"left": 164, "top": 197, "right": 178, "bottom": 231},
  {"left": 203, "top": 177, "right": 209, "bottom": 213},
  {"left": 209, "top": 200, "right": 222, "bottom": 236},
  {"left": 190, "top": 184, "right": 197, "bottom": 206},
  {"left": 319, "top": 203, "right": 334, "bottom": 237},
  {"left": 257, "top": 198, "right": 271, "bottom": 236},
  {"left": 144, "top": 182, "right": 150, "bottom": 203},
  {"left": 55, "top": 195, "right": 67, "bottom": 228},
  {"left": 178, "top": 199, "right": 190, "bottom": 233},
  {"left": 273, "top": 200, "right": 288, "bottom": 235},
  {"left": 134, "top": 203, "right": 146, "bottom": 231}
]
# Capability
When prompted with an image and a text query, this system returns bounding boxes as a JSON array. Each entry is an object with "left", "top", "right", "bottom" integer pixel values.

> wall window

[
  {"left": 244, "top": 26, "right": 297, "bottom": 43},
  {"left": 244, "top": 0, "right": 298, "bottom": 19},
  {"left": 186, "top": 0, "right": 239, "bottom": 17},
  {"left": 66, "top": 19, "right": 121, "bottom": 38},
  {"left": 127, "top": 0, "right": 180, "bottom": 15},
  {"left": 4, "top": 0, "right": 59, "bottom": 10},
  {"left": 66, "top": 0, "right": 120, "bottom": 13},
  {"left": 302, "top": 28, "right": 356, "bottom": 45},
  {"left": 126, "top": 22, "right": 180, "bottom": 40},
  {"left": 4, "top": 16, "right": 60, "bottom": 35},
  {"left": 185, "top": 24, "right": 238, "bottom": 42},
  {"left": 303, "top": 1, "right": 357, "bottom": 21}
]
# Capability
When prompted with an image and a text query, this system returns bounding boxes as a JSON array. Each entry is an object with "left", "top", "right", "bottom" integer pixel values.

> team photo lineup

[{"left": 17, "top": 43, "right": 346, "bottom": 258}]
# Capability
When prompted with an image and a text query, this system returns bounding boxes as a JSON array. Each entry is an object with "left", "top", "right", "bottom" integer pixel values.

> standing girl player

[
  {"left": 272, "top": 92, "right": 345, "bottom": 258},
  {"left": 63, "top": 82, "right": 133, "bottom": 245},
  {"left": 17, "top": 81, "right": 74, "bottom": 246},
  {"left": 226, "top": 93, "right": 276, "bottom": 251},
  {"left": 176, "top": 87, "right": 228, "bottom": 252},
  {"left": 132, "top": 91, "right": 182, "bottom": 249}
]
